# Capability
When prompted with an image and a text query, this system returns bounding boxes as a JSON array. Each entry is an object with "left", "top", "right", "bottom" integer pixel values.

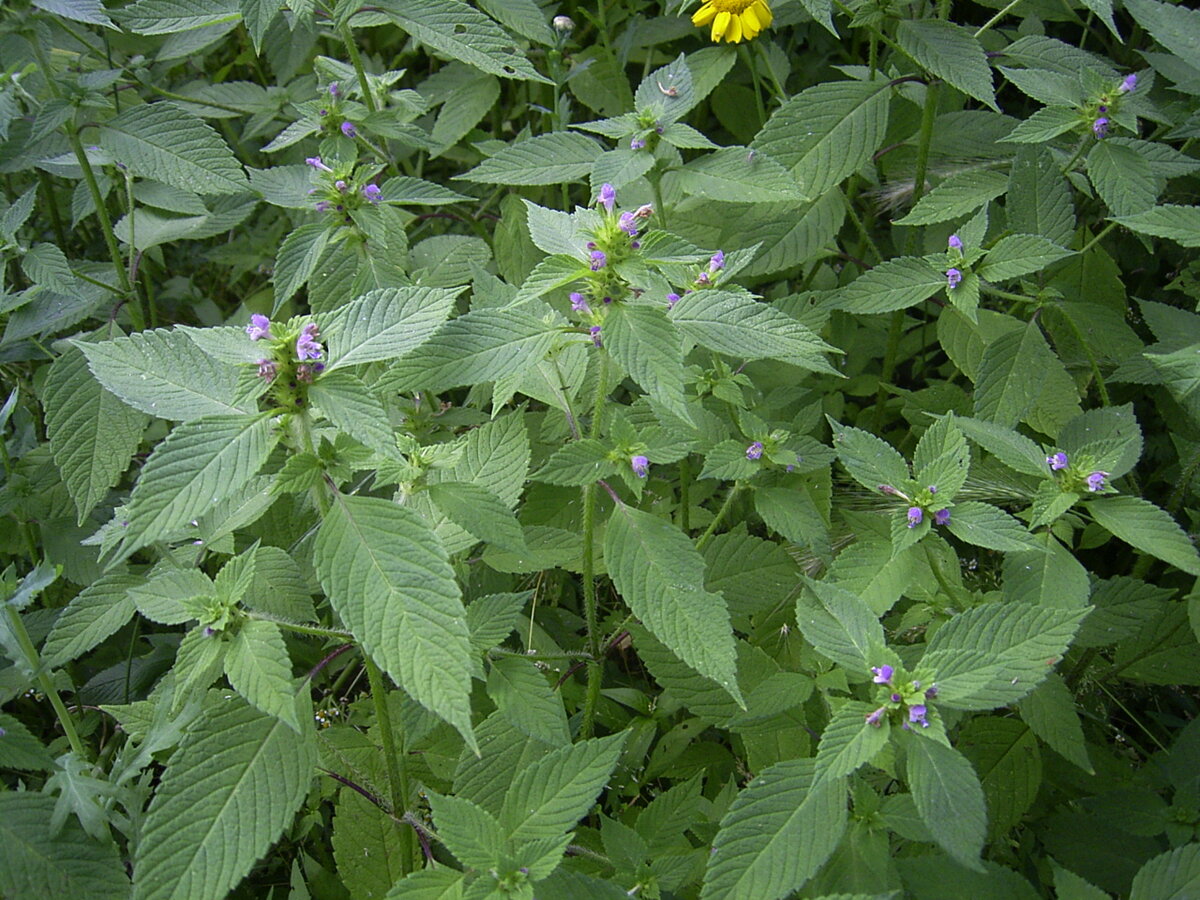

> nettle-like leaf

[
  {"left": 1088, "top": 495, "right": 1200, "bottom": 576},
  {"left": 322, "top": 286, "right": 458, "bottom": 370},
  {"left": 314, "top": 494, "right": 477, "bottom": 750},
  {"left": 903, "top": 731, "right": 988, "bottom": 871},
  {"left": 827, "top": 417, "right": 911, "bottom": 492},
  {"left": 896, "top": 19, "right": 998, "bottom": 110},
  {"left": 603, "top": 303, "right": 693, "bottom": 425},
  {"left": 457, "top": 132, "right": 601, "bottom": 185},
  {"left": 796, "top": 578, "right": 892, "bottom": 676}
]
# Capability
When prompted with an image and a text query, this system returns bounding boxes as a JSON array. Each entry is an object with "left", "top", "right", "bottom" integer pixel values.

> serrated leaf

[
  {"left": 977, "top": 234, "right": 1074, "bottom": 282},
  {"left": 827, "top": 418, "right": 910, "bottom": 491},
  {"left": 132, "top": 696, "right": 315, "bottom": 900},
  {"left": 634, "top": 54, "right": 697, "bottom": 125},
  {"left": 1088, "top": 141, "right": 1159, "bottom": 217},
  {"left": 897, "top": 19, "right": 997, "bottom": 110},
  {"left": 1112, "top": 205, "right": 1200, "bottom": 248},
  {"left": 752, "top": 80, "right": 891, "bottom": 198},
  {"left": 894, "top": 170, "right": 1009, "bottom": 226},
  {"left": 428, "top": 481, "right": 527, "bottom": 554},
  {"left": 703, "top": 532, "right": 801, "bottom": 620},
  {"left": 796, "top": 578, "right": 887, "bottom": 676},
  {"left": 499, "top": 733, "right": 627, "bottom": 842},
  {"left": 383, "top": 869, "right": 465, "bottom": 899},
  {"left": 1003, "top": 533, "right": 1090, "bottom": 609},
  {"left": 224, "top": 619, "right": 300, "bottom": 731},
  {"left": 429, "top": 793, "right": 503, "bottom": 870},
  {"left": 486, "top": 655, "right": 569, "bottom": 746},
  {"left": 117, "top": 0, "right": 240, "bottom": 33},
  {"left": 1129, "top": 843, "right": 1200, "bottom": 900},
  {"left": 322, "top": 286, "right": 457, "bottom": 370},
  {"left": 1016, "top": 672, "right": 1092, "bottom": 771},
  {"left": 273, "top": 222, "right": 330, "bottom": 312},
  {"left": 0, "top": 712, "right": 55, "bottom": 771},
  {"left": 331, "top": 784, "right": 409, "bottom": 900},
  {"left": 42, "top": 573, "right": 141, "bottom": 667},
  {"left": 1124, "top": 0, "right": 1200, "bottom": 71},
  {"left": 944, "top": 501, "right": 1040, "bottom": 552},
  {"left": 100, "top": 103, "right": 246, "bottom": 195},
  {"left": 75, "top": 328, "right": 256, "bottom": 421},
  {"left": 676, "top": 147, "right": 804, "bottom": 203},
  {"left": 1002, "top": 106, "right": 1081, "bottom": 144},
  {"left": 921, "top": 602, "right": 1088, "bottom": 709},
  {"left": 314, "top": 495, "right": 475, "bottom": 750},
  {"left": 33, "top": 0, "right": 117, "bottom": 27},
  {"left": 457, "top": 132, "right": 601, "bottom": 185},
  {"left": 45, "top": 345, "right": 146, "bottom": 524},
  {"left": 378, "top": 0, "right": 551, "bottom": 83},
  {"left": 128, "top": 568, "right": 213, "bottom": 625},
  {"left": 604, "top": 304, "right": 692, "bottom": 425},
  {"left": 815, "top": 701, "right": 891, "bottom": 780},
  {"left": 1007, "top": 145, "right": 1075, "bottom": 245},
  {"left": 829, "top": 256, "right": 947, "bottom": 315},
  {"left": 904, "top": 734, "right": 987, "bottom": 871},
  {"left": 669, "top": 291, "right": 839, "bottom": 373},
  {"left": 1088, "top": 495, "right": 1200, "bottom": 575},
  {"left": 973, "top": 321, "right": 1050, "bottom": 428},
  {"left": 701, "top": 757, "right": 847, "bottom": 900},
  {"left": 307, "top": 371, "right": 394, "bottom": 454},
  {"left": 533, "top": 439, "right": 616, "bottom": 486},
  {"left": 381, "top": 307, "right": 558, "bottom": 393},
  {"left": 604, "top": 504, "right": 742, "bottom": 705}
]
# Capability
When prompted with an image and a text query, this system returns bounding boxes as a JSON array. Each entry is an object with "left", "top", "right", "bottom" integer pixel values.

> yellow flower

[{"left": 691, "top": 0, "right": 773, "bottom": 43}]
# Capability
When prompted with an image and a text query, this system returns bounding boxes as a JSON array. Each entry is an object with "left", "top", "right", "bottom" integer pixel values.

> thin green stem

[
  {"left": 1078, "top": 222, "right": 1118, "bottom": 255},
  {"left": 650, "top": 169, "right": 668, "bottom": 230},
  {"left": 341, "top": 25, "right": 378, "bottom": 113},
  {"left": 247, "top": 612, "right": 353, "bottom": 640},
  {"left": 696, "top": 482, "right": 742, "bottom": 551},
  {"left": 756, "top": 40, "right": 788, "bottom": 101},
  {"left": 740, "top": 45, "right": 767, "bottom": 128},
  {"left": 579, "top": 355, "right": 610, "bottom": 739},
  {"left": 364, "top": 655, "right": 415, "bottom": 874},
  {"left": 1059, "top": 135, "right": 1090, "bottom": 176},
  {"left": 5, "top": 605, "right": 89, "bottom": 759},
  {"left": 974, "top": 0, "right": 1026, "bottom": 37}
]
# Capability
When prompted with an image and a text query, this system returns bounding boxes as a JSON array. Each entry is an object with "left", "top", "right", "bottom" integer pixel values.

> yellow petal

[
  {"left": 692, "top": 3, "right": 717, "bottom": 26},
  {"left": 727, "top": 13, "right": 743, "bottom": 42},
  {"left": 711, "top": 9, "right": 730, "bottom": 40},
  {"left": 741, "top": 6, "right": 760, "bottom": 31},
  {"left": 753, "top": 0, "right": 773, "bottom": 27}
]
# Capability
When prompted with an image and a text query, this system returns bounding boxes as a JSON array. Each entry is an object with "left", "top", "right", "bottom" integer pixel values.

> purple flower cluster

[
  {"left": 1093, "top": 117, "right": 1109, "bottom": 139},
  {"left": 933, "top": 508, "right": 951, "bottom": 526},
  {"left": 746, "top": 441, "right": 764, "bottom": 461},
  {"left": 1086, "top": 471, "right": 1109, "bottom": 492},
  {"left": 1047, "top": 452, "right": 1069, "bottom": 471},
  {"left": 340, "top": 121, "right": 357, "bottom": 139},
  {"left": 590, "top": 250, "right": 607, "bottom": 271},
  {"left": 296, "top": 322, "right": 323, "bottom": 361},
  {"left": 946, "top": 267, "right": 962, "bottom": 290},
  {"left": 570, "top": 292, "right": 591, "bottom": 315},
  {"left": 907, "top": 507, "right": 923, "bottom": 528},
  {"left": 631, "top": 455, "right": 649, "bottom": 478},
  {"left": 362, "top": 183, "right": 382, "bottom": 204},
  {"left": 597, "top": 183, "right": 616, "bottom": 212},
  {"left": 948, "top": 234, "right": 963, "bottom": 251},
  {"left": 246, "top": 313, "right": 272, "bottom": 341}
]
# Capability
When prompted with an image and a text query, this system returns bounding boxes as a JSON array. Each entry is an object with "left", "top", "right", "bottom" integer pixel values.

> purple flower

[
  {"left": 569, "top": 292, "right": 591, "bottom": 314},
  {"left": 1093, "top": 117, "right": 1109, "bottom": 139},
  {"left": 630, "top": 241, "right": 640, "bottom": 249},
  {"left": 696, "top": 271, "right": 711, "bottom": 286},
  {"left": 890, "top": 692, "right": 902, "bottom": 703},
  {"left": 946, "top": 267, "right": 962, "bottom": 290},
  {"left": 666, "top": 292, "right": 681, "bottom": 309},
  {"left": 590, "top": 250, "right": 607, "bottom": 271},
  {"left": 590, "top": 325, "right": 602, "bottom": 347},
  {"left": 630, "top": 138, "right": 646, "bottom": 150},
  {"left": 631, "top": 455, "right": 649, "bottom": 478},
  {"left": 1086, "top": 471, "right": 1110, "bottom": 492},
  {"left": 907, "top": 507, "right": 923, "bottom": 528},
  {"left": 362, "top": 183, "right": 382, "bottom": 204},
  {"left": 948, "top": 234, "right": 963, "bottom": 250},
  {"left": 296, "top": 322, "right": 323, "bottom": 361},
  {"left": 909, "top": 704, "right": 930, "bottom": 728},
  {"left": 619, "top": 212, "right": 638, "bottom": 235},
  {"left": 256, "top": 359, "right": 277, "bottom": 380},
  {"left": 746, "top": 441, "right": 764, "bottom": 460},
  {"left": 865, "top": 707, "right": 887, "bottom": 727},
  {"left": 928, "top": 485, "right": 937, "bottom": 495},
  {"left": 340, "top": 121, "right": 357, "bottom": 138},
  {"left": 315, "top": 200, "right": 331, "bottom": 213},
  {"left": 871, "top": 665, "right": 894, "bottom": 684},
  {"left": 319, "top": 108, "right": 328, "bottom": 117},
  {"left": 1047, "top": 452, "right": 1069, "bottom": 471},
  {"left": 597, "top": 183, "right": 616, "bottom": 212},
  {"left": 305, "top": 156, "right": 333, "bottom": 173},
  {"left": 934, "top": 508, "right": 951, "bottom": 526},
  {"left": 1120, "top": 73, "right": 1137, "bottom": 94},
  {"left": 709, "top": 250, "right": 725, "bottom": 272},
  {"left": 1098, "top": 104, "right": 1108, "bottom": 114},
  {"left": 329, "top": 83, "right": 340, "bottom": 97},
  {"left": 246, "top": 314, "right": 272, "bottom": 341},
  {"left": 334, "top": 179, "right": 347, "bottom": 192},
  {"left": 925, "top": 683, "right": 939, "bottom": 699}
]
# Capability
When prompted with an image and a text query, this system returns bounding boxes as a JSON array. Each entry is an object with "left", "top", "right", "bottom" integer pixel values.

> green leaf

[
  {"left": 702, "top": 532, "right": 801, "bottom": 620},
  {"left": 314, "top": 495, "right": 476, "bottom": 750},
  {"left": 796, "top": 578, "right": 887, "bottom": 676},
  {"left": 1130, "top": 843, "right": 1200, "bottom": 900},
  {"left": 378, "top": 0, "right": 551, "bottom": 83},
  {"left": 323, "top": 286, "right": 458, "bottom": 370},
  {"left": 100, "top": 102, "right": 246, "bottom": 195},
  {"left": 676, "top": 147, "right": 805, "bottom": 203},
  {"left": 669, "top": 291, "right": 839, "bottom": 373},
  {"left": 1112, "top": 205, "right": 1200, "bottom": 248},
  {"left": 22, "top": 242, "right": 79, "bottom": 294},
  {"left": 428, "top": 481, "right": 527, "bottom": 554},
  {"left": 307, "top": 371, "right": 394, "bottom": 454},
  {"left": 273, "top": 222, "right": 330, "bottom": 312},
  {"left": 132, "top": 696, "right": 316, "bottom": 900},
  {"left": 32, "top": 0, "right": 117, "bottom": 27},
  {"left": 128, "top": 567, "right": 213, "bottom": 625},
  {"left": 897, "top": 19, "right": 998, "bottom": 109},
  {"left": 45, "top": 345, "right": 146, "bottom": 524},
  {"left": 973, "top": 321, "right": 1052, "bottom": 428},
  {"left": 0, "top": 793, "right": 130, "bottom": 900},
  {"left": 977, "top": 235, "right": 1074, "bottom": 282},
  {"left": 111, "top": 414, "right": 277, "bottom": 563},
  {"left": 380, "top": 307, "right": 559, "bottom": 393},
  {"left": 1124, "top": 0, "right": 1200, "bottom": 71},
  {"left": 116, "top": 0, "right": 240, "bottom": 33},
  {"left": 904, "top": 734, "right": 987, "bottom": 871},
  {"left": 487, "top": 654, "right": 569, "bottom": 745},
  {"left": 429, "top": 793, "right": 504, "bottom": 870},
  {"left": 752, "top": 80, "right": 891, "bottom": 198},
  {"left": 1058, "top": 404, "right": 1143, "bottom": 479},
  {"left": 894, "top": 170, "right": 1009, "bottom": 226},
  {"left": 1087, "top": 141, "right": 1159, "bottom": 217},
  {"left": 604, "top": 504, "right": 743, "bottom": 705},
  {"left": 499, "top": 733, "right": 628, "bottom": 842},
  {"left": 1002, "top": 106, "right": 1080, "bottom": 144},
  {"left": 457, "top": 132, "right": 600, "bottom": 185},
  {"left": 0, "top": 711, "right": 54, "bottom": 771},
  {"left": 384, "top": 869, "right": 465, "bottom": 900},
  {"left": 1055, "top": 863, "right": 1110, "bottom": 900},
  {"left": 454, "top": 712, "right": 555, "bottom": 816},
  {"left": 466, "top": 592, "right": 529, "bottom": 654},
  {"left": 1087, "top": 495, "right": 1200, "bottom": 575},
  {"left": 921, "top": 602, "right": 1089, "bottom": 709},
  {"left": 701, "top": 757, "right": 847, "bottom": 900},
  {"left": 42, "top": 573, "right": 141, "bottom": 667},
  {"left": 533, "top": 439, "right": 616, "bottom": 486},
  {"left": 332, "top": 784, "right": 409, "bottom": 900},
  {"left": 224, "top": 619, "right": 300, "bottom": 731},
  {"left": 604, "top": 304, "right": 693, "bottom": 425},
  {"left": 953, "top": 414, "right": 1049, "bottom": 477},
  {"left": 1003, "top": 534, "right": 1090, "bottom": 609},
  {"left": 1017, "top": 673, "right": 1092, "bottom": 772},
  {"left": 944, "top": 502, "right": 1040, "bottom": 552},
  {"left": 815, "top": 701, "right": 891, "bottom": 780},
  {"left": 1007, "top": 145, "right": 1075, "bottom": 245},
  {"left": 75, "top": 328, "right": 256, "bottom": 421},
  {"left": 827, "top": 418, "right": 910, "bottom": 491},
  {"left": 958, "top": 716, "right": 1042, "bottom": 838},
  {"left": 913, "top": 414, "right": 970, "bottom": 500},
  {"left": 829, "top": 256, "right": 947, "bottom": 315}
]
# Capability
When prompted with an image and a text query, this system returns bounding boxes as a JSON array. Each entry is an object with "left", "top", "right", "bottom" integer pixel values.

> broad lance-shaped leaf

[
  {"left": 1111, "top": 205, "right": 1200, "bottom": 248},
  {"left": 314, "top": 495, "right": 476, "bottom": 751},
  {"left": 669, "top": 291, "right": 840, "bottom": 374},
  {"left": 604, "top": 504, "right": 743, "bottom": 706},
  {"left": 1088, "top": 495, "right": 1200, "bottom": 576},
  {"left": 427, "top": 481, "right": 527, "bottom": 554},
  {"left": 224, "top": 619, "right": 301, "bottom": 731},
  {"left": 896, "top": 18, "right": 998, "bottom": 110},
  {"left": 675, "top": 147, "right": 805, "bottom": 203},
  {"left": 815, "top": 700, "right": 891, "bottom": 780},
  {"left": 603, "top": 303, "right": 693, "bottom": 425},
  {"left": 1130, "top": 843, "right": 1200, "bottom": 900},
  {"left": 943, "top": 501, "right": 1041, "bottom": 553},
  {"left": 307, "top": 371, "right": 395, "bottom": 455},
  {"left": 828, "top": 256, "right": 947, "bottom": 315},
  {"left": 322, "top": 286, "right": 458, "bottom": 370},
  {"left": 702, "top": 757, "right": 847, "bottom": 900},
  {"left": 116, "top": 0, "right": 240, "bottom": 34},
  {"left": 132, "top": 696, "right": 316, "bottom": 900},
  {"left": 44, "top": 345, "right": 146, "bottom": 524},
  {"left": 920, "top": 602, "right": 1089, "bottom": 709},
  {"left": 796, "top": 577, "right": 889, "bottom": 676},
  {"left": 272, "top": 222, "right": 329, "bottom": 313},
  {"left": 75, "top": 328, "right": 257, "bottom": 421},
  {"left": 904, "top": 732, "right": 987, "bottom": 872},
  {"left": 827, "top": 416, "right": 911, "bottom": 491},
  {"left": 457, "top": 132, "right": 600, "bottom": 185},
  {"left": 42, "top": 573, "right": 141, "bottom": 667},
  {"left": 110, "top": 413, "right": 278, "bottom": 564}
]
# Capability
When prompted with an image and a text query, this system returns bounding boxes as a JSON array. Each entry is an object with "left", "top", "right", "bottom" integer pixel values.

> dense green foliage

[{"left": 2, "top": 0, "right": 1200, "bottom": 897}]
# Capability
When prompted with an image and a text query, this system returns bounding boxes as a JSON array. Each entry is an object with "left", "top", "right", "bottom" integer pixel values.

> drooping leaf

[
  {"left": 457, "top": 132, "right": 601, "bottom": 185},
  {"left": 1087, "top": 495, "right": 1200, "bottom": 576},
  {"left": 904, "top": 733, "right": 988, "bottom": 871},
  {"left": 323, "top": 286, "right": 458, "bottom": 370},
  {"left": 896, "top": 19, "right": 998, "bottom": 110}
]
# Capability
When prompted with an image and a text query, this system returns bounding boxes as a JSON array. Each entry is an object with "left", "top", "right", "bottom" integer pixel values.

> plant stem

[
  {"left": 364, "top": 655, "right": 415, "bottom": 874},
  {"left": 679, "top": 456, "right": 691, "bottom": 533},
  {"left": 740, "top": 45, "right": 767, "bottom": 128},
  {"left": 696, "top": 482, "right": 742, "bottom": 551},
  {"left": 341, "top": 25, "right": 377, "bottom": 113},
  {"left": 5, "top": 605, "right": 88, "bottom": 759},
  {"left": 974, "top": 0, "right": 1026, "bottom": 37},
  {"left": 579, "top": 355, "right": 610, "bottom": 738}
]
